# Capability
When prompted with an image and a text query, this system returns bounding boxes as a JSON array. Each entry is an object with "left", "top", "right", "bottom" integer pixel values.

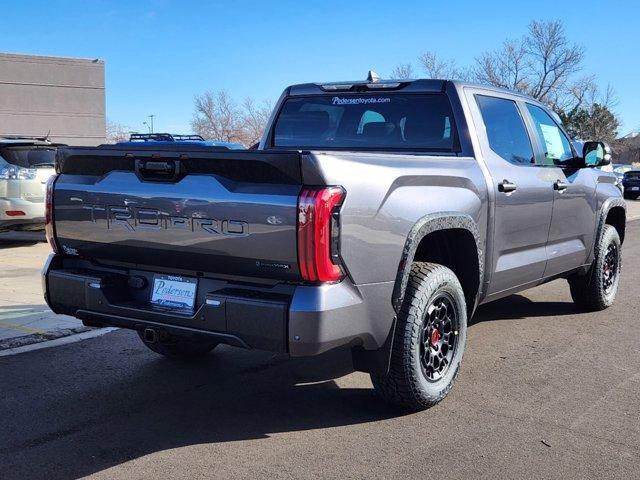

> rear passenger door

[
  {"left": 469, "top": 92, "right": 556, "bottom": 296},
  {"left": 524, "top": 104, "right": 597, "bottom": 277}
]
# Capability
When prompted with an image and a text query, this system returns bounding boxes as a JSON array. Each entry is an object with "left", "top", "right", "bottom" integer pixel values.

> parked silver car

[{"left": 0, "top": 137, "right": 60, "bottom": 232}]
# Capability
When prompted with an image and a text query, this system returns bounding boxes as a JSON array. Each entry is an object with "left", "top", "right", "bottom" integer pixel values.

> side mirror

[{"left": 583, "top": 141, "right": 612, "bottom": 167}]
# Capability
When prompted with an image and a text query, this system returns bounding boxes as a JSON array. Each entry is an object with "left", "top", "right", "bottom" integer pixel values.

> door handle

[
  {"left": 554, "top": 180, "right": 568, "bottom": 192},
  {"left": 498, "top": 180, "right": 517, "bottom": 193}
]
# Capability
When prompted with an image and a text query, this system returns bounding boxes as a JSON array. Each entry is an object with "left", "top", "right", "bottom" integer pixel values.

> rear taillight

[
  {"left": 45, "top": 175, "right": 59, "bottom": 253},
  {"left": 297, "top": 186, "right": 345, "bottom": 283}
]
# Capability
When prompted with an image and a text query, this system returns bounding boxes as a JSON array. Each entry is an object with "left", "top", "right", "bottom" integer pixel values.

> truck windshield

[
  {"left": 0, "top": 147, "right": 57, "bottom": 168},
  {"left": 272, "top": 93, "right": 457, "bottom": 152}
]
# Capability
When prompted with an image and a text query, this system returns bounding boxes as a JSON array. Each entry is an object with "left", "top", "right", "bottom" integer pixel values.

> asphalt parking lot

[{"left": 0, "top": 213, "right": 639, "bottom": 479}]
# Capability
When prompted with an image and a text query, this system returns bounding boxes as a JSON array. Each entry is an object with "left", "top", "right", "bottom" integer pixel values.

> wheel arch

[{"left": 391, "top": 213, "right": 483, "bottom": 318}]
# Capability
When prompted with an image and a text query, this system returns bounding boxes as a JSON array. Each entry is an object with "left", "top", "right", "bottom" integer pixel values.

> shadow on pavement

[
  {"left": 0, "top": 338, "right": 405, "bottom": 479},
  {"left": 0, "top": 230, "right": 45, "bottom": 248},
  {"left": 472, "top": 293, "right": 578, "bottom": 324},
  {"left": 0, "top": 293, "right": 584, "bottom": 479}
]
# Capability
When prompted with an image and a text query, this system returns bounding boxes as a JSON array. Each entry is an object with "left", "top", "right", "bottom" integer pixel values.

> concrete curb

[
  {"left": 0, "top": 326, "right": 93, "bottom": 350},
  {"left": 0, "top": 327, "right": 117, "bottom": 357}
]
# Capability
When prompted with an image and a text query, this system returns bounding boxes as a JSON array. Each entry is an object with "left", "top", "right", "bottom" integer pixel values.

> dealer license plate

[{"left": 150, "top": 274, "right": 197, "bottom": 310}]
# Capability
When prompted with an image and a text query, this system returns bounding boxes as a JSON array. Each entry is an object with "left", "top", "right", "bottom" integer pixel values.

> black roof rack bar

[
  {"left": 128, "top": 133, "right": 205, "bottom": 142},
  {"left": 172, "top": 134, "right": 205, "bottom": 141}
]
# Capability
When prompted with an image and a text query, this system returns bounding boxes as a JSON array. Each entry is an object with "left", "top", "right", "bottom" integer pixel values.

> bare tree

[
  {"left": 614, "top": 133, "right": 640, "bottom": 165},
  {"left": 241, "top": 98, "right": 273, "bottom": 146},
  {"left": 554, "top": 75, "right": 599, "bottom": 114},
  {"left": 106, "top": 120, "right": 131, "bottom": 143},
  {"left": 474, "top": 39, "right": 529, "bottom": 91},
  {"left": 558, "top": 80, "right": 620, "bottom": 142},
  {"left": 391, "top": 63, "right": 414, "bottom": 79},
  {"left": 413, "top": 19, "right": 621, "bottom": 139},
  {"left": 191, "top": 90, "right": 273, "bottom": 146},
  {"left": 191, "top": 90, "right": 244, "bottom": 143},
  {"left": 418, "top": 52, "right": 464, "bottom": 79},
  {"left": 471, "top": 20, "right": 584, "bottom": 104},
  {"left": 525, "top": 20, "right": 584, "bottom": 102}
]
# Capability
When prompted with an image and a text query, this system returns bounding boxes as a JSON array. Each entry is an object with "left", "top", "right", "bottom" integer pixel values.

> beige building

[{"left": 0, "top": 52, "right": 105, "bottom": 145}]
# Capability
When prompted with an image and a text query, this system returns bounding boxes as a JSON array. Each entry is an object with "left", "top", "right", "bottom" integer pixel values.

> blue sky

[{"left": 2, "top": 0, "right": 638, "bottom": 135}]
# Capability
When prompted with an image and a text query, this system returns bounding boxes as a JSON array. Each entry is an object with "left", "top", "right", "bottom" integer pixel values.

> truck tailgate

[{"left": 53, "top": 147, "right": 303, "bottom": 281}]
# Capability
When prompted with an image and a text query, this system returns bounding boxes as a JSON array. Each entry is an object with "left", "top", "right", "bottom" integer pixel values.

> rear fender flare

[
  {"left": 353, "top": 213, "right": 482, "bottom": 377},
  {"left": 391, "top": 212, "right": 483, "bottom": 313}
]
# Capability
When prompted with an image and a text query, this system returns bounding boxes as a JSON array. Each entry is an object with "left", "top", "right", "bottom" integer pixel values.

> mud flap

[{"left": 351, "top": 317, "right": 396, "bottom": 376}]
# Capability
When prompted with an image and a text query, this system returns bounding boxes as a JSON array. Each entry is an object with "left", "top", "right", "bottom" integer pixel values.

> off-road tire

[
  {"left": 137, "top": 331, "right": 218, "bottom": 359},
  {"left": 371, "top": 262, "right": 467, "bottom": 411},
  {"left": 568, "top": 224, "right": 621, "bottom": 311}
]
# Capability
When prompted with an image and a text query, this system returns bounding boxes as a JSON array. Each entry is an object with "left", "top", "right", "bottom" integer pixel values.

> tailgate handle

[{"left": 135, "top": 159, "right": 182, "bottom": 182}]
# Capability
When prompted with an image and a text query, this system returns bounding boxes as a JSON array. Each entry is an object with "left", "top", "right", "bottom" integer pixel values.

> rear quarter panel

[{"left": 302, "top": 151, "right": 488, "bottom": 285}]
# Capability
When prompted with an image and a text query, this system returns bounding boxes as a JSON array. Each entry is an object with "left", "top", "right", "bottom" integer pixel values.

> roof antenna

[
  {"left": 43, "top": 129, "right": 51, "bottom": 142},
  {"left": 367, "top": 70, "right": 381, "bottom": 83}
]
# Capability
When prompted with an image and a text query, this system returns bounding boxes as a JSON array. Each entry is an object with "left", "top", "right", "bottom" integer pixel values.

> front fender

[{"left": 596, "top": 197, "right": 626, "bottom": 243}]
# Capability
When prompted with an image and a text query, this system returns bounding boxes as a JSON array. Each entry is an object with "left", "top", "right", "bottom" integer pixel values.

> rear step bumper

[
  {"left": 42, "top": 254, "right": 396, "bottom": 357},
  {"left": 77, "top": 310, "right": 251, "bottom": 349}
]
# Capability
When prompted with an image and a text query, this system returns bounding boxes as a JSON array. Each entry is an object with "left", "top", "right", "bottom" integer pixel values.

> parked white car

[{"left": 0, "top": 138, "right": 60, "bottom": 232}]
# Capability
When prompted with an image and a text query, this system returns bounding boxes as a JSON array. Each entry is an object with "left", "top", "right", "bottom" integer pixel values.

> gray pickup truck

[{"left": 42, "top": 77, "right": 626, "bottom": 410}]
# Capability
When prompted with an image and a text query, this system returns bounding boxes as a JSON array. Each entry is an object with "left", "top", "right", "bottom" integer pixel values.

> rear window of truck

[{"left": 272, "top": 93, "right": 457, "bottom": 152}]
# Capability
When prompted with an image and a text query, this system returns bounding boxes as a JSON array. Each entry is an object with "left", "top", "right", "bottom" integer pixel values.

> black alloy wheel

[
  {"left": 602, "top": 243, "right": 619, "bottom": 294},
  {"left": 419, "top": 293, "right": 459, "bottom": 382}
]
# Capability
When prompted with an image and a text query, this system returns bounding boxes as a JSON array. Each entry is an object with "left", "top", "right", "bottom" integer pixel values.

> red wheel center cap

[{"left": 430, "top": 329, "right": 441, "bottom": 347}]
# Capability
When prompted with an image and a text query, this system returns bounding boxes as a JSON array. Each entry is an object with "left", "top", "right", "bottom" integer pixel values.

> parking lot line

[{"left": 0, "top": 320, "right": 44, "bottom": 335}]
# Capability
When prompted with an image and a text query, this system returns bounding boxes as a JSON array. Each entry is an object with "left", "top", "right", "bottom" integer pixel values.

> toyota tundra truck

[{"left": 42, "top": 76, "right": 626, "bottom": 410}]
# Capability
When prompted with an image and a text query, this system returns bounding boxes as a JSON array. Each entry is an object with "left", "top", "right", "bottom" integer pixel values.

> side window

[
  {"left": 526, "top": 104, "right": 574, "bottom": 165},
  {"left": 476, "top": 95, "right": 534, "bottom": 165},
  {"left": 443, "top": 117, "right": 452, "bottom": 139}
]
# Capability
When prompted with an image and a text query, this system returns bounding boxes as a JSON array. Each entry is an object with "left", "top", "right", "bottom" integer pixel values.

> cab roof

[{"left": 286, "top": 77, "right": 540, "bottom": 103}]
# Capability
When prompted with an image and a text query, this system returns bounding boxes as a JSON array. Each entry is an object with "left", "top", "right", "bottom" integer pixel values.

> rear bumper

[
  {"left": 0, "top": 197, "right": 45, "bottom": 231},
  {"left": 0, "top": 217, "right": 45, "bottom": 231},
  {"left": 42, "top": 254, "right": 395, "bottom": 357},
  {"left": 622, "top": 182, "right": 640, "bottom": 193},
  {"left": 0, "top": 197, "right": 45, "bottom": 219}
]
